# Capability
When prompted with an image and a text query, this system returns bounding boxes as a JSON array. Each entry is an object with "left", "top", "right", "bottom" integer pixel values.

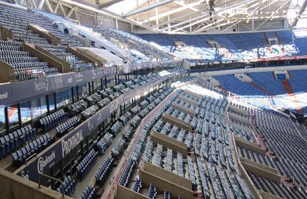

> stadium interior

[{"left": 0, "top": 0, "right": 306, "bottom": 199}]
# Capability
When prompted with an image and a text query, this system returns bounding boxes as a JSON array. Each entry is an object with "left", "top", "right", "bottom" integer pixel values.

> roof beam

[
  {"left": 192, "top": 13, "right": 237, "bottom": 33},
  {"left": 123, "top": 0, "right": 174, "bottom": 18},
  {"left": 161, "top": 0, "right": 258, "bottom": 31},
  {"left": 144, "top": 0, "right": 203, "bottom": 23},
  {"left": 148, "top": 0, "right": 234, "bottom": 28},
  {"left": 291, "top": 0, "right": 307, "bottom": 28},
  {"left": 173, "top": 0, "right": 199, "bottom": 12},
  {"left": 45, "top": 0, "right": 54, "bottom": 13}
]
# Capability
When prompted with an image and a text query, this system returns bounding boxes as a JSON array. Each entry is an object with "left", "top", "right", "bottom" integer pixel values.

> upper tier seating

[
  {"left": 214, "top": 70, "right": 307, "bottom": 114},
  {"left": 0, "top": 124, "right": 36, "bottom": 158},
  {"left": 88, "top": 26, "right": 172, "bottom": 60},
  {"left": 138, "top": 31, "right": 307, "bottom": 61},
  {"left": 0, "top": 5, "right": 97, "bottom": 81},
  {"left": 0, "top": 6, "right": 83, "bottom": 46},
  {"left": 12, "top": 133, "right": 54, "bottom": 167},
  {"left": 0, "top": 40, "right": 58, "bottom": 80}
]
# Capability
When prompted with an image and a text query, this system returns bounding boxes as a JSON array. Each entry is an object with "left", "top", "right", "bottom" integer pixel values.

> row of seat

[
  {"left": 132, "top": 178, "right": 142, "bottom": 193},
  {"left": 12, "top": 133, "right": 54, "bottom": 167},
  {"left": 165, "top": 148, "right": 174, "bottom": 172},
  {"left": 0, "top": 125, "right": 36, "bottom": 158},
  {"left": 56, "top": 176, "right": 76, "bottom": 197},
  {"left": 216, "top": 166, "right": 232, "bottom": 199},
  {"left": 39, "top": 109, "right": 67, "bottom": 132},
  {"left": 81, "top": 105, "right": 99, "bottom": 121},
  {"left": 111, "top": 138, "right": 127, "bottom": 160},
  {"left": 153, "top": 144, "right": 164, "bottom": 168},
  {"left": 207, "top": 162, "right": 222, "bottom": 199},
  {"left": 76, "top": 149, "right": 98, "bottom": 180},
  {"left": 109, "top": 121, "right": 124, "bottom": 137},
  {"left": 185, "top": 132, "right": 193, "bottom": 152},
  {"left": 248, "top": 171, "right": 305, "bottom": 199},
  {"left": 97, "top": 98, "right": 110, "bottom": 109},
  {"left": 194, "top": 133, "right": 202, "bottom": 156},
  {"left": 95, "top": 157, "right": 114, "bottom": 187},
  {"left": 187, "top": 156, "right": 197, "bottom": 190},
  {"left": 119, "top": 112, "right": 132, "bottom": 125},
  {"left": 148, "top": 183, "right": 158, "bottom": 199},
  {"left": 196, "top": 156, "right": 210, "bottom": 199},
  {"left": 56, "top": 116, "right": 80, "bottom": 137},
  {"left": 224, "top": 169, "right": 243, "bottom": 199},
  {"left": 142, "top": 140, "right": 154, "bottom": 163},
  {"left": 67, "top": 100, "right": 88, "bottom": 117},
  {"left": 96, "top": 133, "right": 113, "bottom": 155},
  {"left": 177, "top": 152, "right": 185, "bottom": 177},
  {"left": 119, "top": 159, "right": 135, "bottom": 187},
  {"left": 80, "top": 186, "right": 97, "bottom": 199},
  {"left": 84, "top": 93, "right": 101, "bottom": 107}
]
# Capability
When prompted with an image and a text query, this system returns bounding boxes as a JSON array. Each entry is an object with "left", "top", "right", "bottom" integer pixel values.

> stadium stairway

[
  {"left": 274, "top": 31, "right": 280, "bottom": 44},
  {"left": 281, "top": 80, "right": 303, "bottom": 113},
  {"left": 248, "top": 82, "right": 273, "bottom": 96},
  {"left": 263, "top": 32, "right": 269, "bottom": 45},
  {"left": 164, "top": 34, "right": 176, "bottom": 53}
]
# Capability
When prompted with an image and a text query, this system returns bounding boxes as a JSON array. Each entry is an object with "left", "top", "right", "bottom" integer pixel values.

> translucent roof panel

[{"left": 106, "top": 0, "right": 148, "bottom": 16}]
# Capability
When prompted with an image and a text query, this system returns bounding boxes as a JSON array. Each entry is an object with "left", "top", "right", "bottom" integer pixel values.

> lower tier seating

[
  {"left": 76, "top": 149, "right": 98, "bottom": 180},
  {"left": 56, "top": 176, "right": 76, "bottom": 196},
  {"left": 80, "top": 186, "right": 97, "bottom": 199}
]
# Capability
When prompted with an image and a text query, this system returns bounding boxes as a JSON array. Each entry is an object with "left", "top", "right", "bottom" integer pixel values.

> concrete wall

[{"left": 0, "top": 169, "right": 70, "bottom": 199}]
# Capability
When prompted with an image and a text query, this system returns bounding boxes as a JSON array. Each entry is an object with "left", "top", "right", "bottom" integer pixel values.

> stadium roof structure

[
  {"left": 11, "top": 0, "right": 307, "bottom": 34},
  {"left": 106, "top": 0, "right": 307, "bottom": 33}
]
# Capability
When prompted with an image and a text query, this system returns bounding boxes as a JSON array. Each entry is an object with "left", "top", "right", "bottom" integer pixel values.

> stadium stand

[
  {"left": 0, "top": 2, "right": 306, "bottom": 199},
  {"left": 138, "top": 31, "right": 307, "bottom": 62}
]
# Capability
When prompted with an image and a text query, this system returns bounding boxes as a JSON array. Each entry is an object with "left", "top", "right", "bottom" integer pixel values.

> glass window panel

[
  {"left": 31, "top": 98, "right": 41, "bottom": 119},
  {"left": 49, "top": 94, "right": 55, "bottom": 111},
  {"left": 93, "top": 79, "right": 101, "bottom": 92},
  {"left": 78, "top": 83, "right": 88, "bottom": 99},
  {"left": 62, "top": 89, "right": 72, "bottom": 106},
  {"left": 8, "top": 105, "right": 19, "bottom": 127},
  {"left": 0, "top": 107, "right": 6, "bottom": 132},
  {"left": 56, "top": 92, "right": 63, "bottom": 108},
  {"left": 73, "top": 87, "right": 77, "bottom": 100},
  {"left": 21, "top": 102, "right": 31, "bottom": 124},
  {"left": 40, "top": 96, "right": 47, "bottom": 116}
]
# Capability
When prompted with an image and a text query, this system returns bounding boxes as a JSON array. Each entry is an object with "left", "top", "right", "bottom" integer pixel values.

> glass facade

[
  {"left": 93, "top": 79, "right": 101, "bottom": 92},
  {"left": 0, "top": 73, "right": 126, "bottom": 133},
  {"left": 31, "top": 97, "right": 47, "bottom": 119},
  {"left": 49, "top": 94, "right": 55, "bottom": 111},
  {"left": 62, "top": 89, "right": 72, "bottom": 106},
  {"left": 56, "top": 92, "right": 63, "bottom": 108},
  {"left": 73, "top": 87, "right": 78, "bottom": 101},
  {"left": 0, "top": 107, "right": 5, "bottom": 132},
  {"left": 78, "top": 83, "right": 88, "bottom": 99},
  {"left": 8, "top": 105, "right": 19, "bottom": 127},
  {"left": 20, "top": 102, "right": 31, "bottom": 124}
]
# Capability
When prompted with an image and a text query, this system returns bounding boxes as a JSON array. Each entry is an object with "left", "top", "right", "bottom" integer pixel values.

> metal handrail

[{"left": 38, "top": 173, "right": 65, "bottom": 199}]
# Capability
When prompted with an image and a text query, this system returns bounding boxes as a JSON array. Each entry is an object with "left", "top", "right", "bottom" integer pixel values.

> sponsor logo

[
  {"left": 37, "top": 151, "right": 56, "bottom": 173},
  {"left": 0, "top": 92, "right": 8, "bottom": 99},
  {"left": 109, "top": 99, "right": 119, "bottom": 114},
  {"left": 61, "top": 130, "right": 84, "bottom": 158},
  {"left": 34, "top": 81, "right": 47, "bottom": 92},
  {"left": 97, "top": 112, "right": 102, "bottom": 123},
  {"left": 55, "top": 76, "right": 63, "bottom": 84},
  {"left": 75, "top": 73, "right": 84, "bottom": 82},
  {"left": 67, "top": 77, "right": 73, "bottom": 84},
  {"left": 20, "top": 170, "right": 29, "bottom": 180},
  {"left": 88, "top": 121, "right": 94, "bottom": 131}
]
